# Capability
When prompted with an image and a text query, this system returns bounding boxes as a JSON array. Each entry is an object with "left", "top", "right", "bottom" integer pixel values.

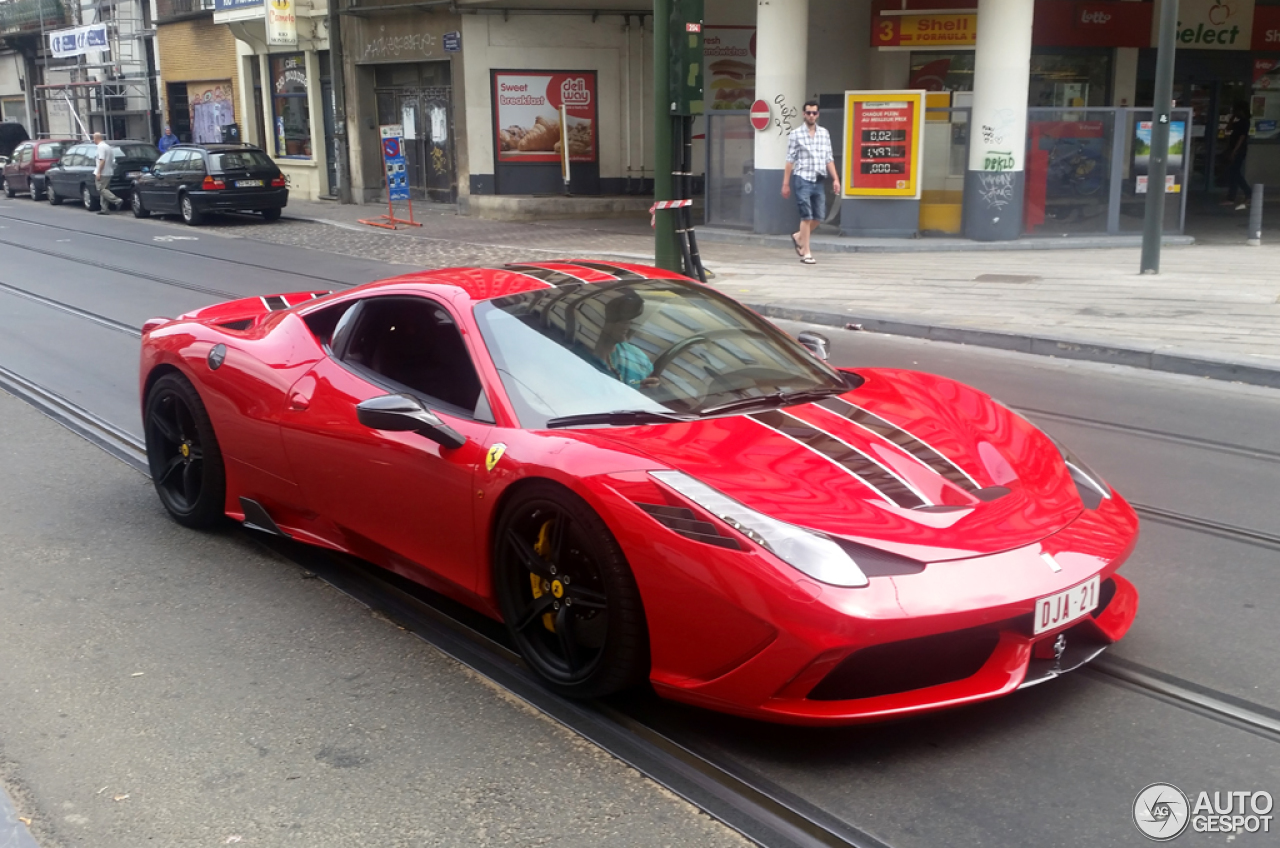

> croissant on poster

[
  {"left": 517, "top": 115, "right": 561, "bottom": 152},
  {"left": 554, "top": 119, "right": 592, "bottom": 157}
]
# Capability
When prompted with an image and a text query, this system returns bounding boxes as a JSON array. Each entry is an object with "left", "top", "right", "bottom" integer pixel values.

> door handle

[{"left": 288, "top": 390, "right": 310, "bottom": 411}]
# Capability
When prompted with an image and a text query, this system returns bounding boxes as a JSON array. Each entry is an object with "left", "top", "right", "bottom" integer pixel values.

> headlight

[
  {"left": 649, "top": 470, "right": 869, "bottom": 588},
  {"left": 1051, "top": 437, "right": 1111, "bottom": 507}
]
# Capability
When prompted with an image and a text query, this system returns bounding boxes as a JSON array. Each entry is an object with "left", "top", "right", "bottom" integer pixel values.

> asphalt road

[{"left": 0, "top": 197, "right": 1276, "bottom": 847}]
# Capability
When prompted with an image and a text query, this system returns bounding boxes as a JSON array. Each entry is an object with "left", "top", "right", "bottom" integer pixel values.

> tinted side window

[
  {"left": 37, "top": 143, "right": 63, "bottom": 159},
  {"left": 186, "top": 152, "right": 206, "bottom": 173},
  {"left": 155, "top": 150, "right": 179, "bottom": 168},
  {"left": 17, "top": 146, "right": 31, "bottom": 165},
  {"left": 342, "top": 297, "right": 485, "bottom": 415}
]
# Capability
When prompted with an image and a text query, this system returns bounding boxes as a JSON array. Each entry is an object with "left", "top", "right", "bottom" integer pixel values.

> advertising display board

[
  {"left": 48, "top": 24, "right": 107, "bottom": 59},
  {"left": 1133, "top": 120, "right": 1186, "bottom": 192},
  {"left": 493, "top": 71, "right": 597, "bottom": 164},
  {"left": 266, "top": 0, "right": 298, "bottom": 47},
  {"left": 842, "top": 91, "right": 925, "bottom": 198},
  {"left": 381, "top": 124, "right": 410, "bottom": 201},
  {"left": 704, "top": 26, "right": 755, "bottom": 110}
]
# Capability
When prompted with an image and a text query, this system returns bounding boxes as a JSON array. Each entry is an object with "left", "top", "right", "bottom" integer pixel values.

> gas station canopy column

[{"left": 753, "top": 0, "right": 809, "bottom": 235}]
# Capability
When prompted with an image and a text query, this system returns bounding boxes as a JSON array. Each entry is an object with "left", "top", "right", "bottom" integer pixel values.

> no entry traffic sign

[{"left": 750, "top": 99, "right": 770, "bottom": 131}]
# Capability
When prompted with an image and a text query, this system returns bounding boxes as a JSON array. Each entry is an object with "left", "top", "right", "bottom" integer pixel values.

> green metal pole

[
  {"left": 1140, "top": 0, "right": 1177, "bottom": 274},
  {"left": 653, "top": 0, "right": 680, "bottom": 273}
]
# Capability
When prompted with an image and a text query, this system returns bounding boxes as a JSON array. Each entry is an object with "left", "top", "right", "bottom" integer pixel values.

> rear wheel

[
  {"left": 180, "top": 193, "right": 203, "bottom": 226},
  {"left": 144, "top": 373, "right": 226, "bottom": 528},
  {"left": 493, "top": 482, "right": 649, "bottom": 699},
  {"left": 3, "top": 178, "right": 13, "bottom": 198},
  {"left": 47, "top": 183, "right": 62, "bottom": 205},
  {"left": 82, "top": 184, "right": 99, "bottom": 211},
  {"left": 261, "top": 208, "right": 281, "bottom": 222},
  {"left": 131, "top": 190, "right": 150, "bottom": 218}
]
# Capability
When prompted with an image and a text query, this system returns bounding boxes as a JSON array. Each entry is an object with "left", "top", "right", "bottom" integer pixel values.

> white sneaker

[{"left": 1235, "top": 203, "right": 1248, "bottom": 211}]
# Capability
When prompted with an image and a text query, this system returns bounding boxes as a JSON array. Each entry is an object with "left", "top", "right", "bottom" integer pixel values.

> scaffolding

[{"left": 25, "top": 0, "right": 157, "bottom": 140}]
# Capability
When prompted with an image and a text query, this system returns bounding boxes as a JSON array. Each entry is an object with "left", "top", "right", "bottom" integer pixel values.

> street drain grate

[{"left": 974, "top": 273, "right": 1040, "bottom": 283}]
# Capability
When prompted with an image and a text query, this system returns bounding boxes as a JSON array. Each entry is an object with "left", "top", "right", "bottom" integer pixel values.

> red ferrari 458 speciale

[{"left": 139, "top": 261, "right": 1139, "bottom": 725}]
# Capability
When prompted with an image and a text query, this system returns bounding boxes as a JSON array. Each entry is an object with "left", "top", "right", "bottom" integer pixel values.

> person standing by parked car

[
  {"left": 93, "top": 132, "right": 122, "bottom": 215},
  {"left": 157, "top": 124, "right": 178, "bottom": 153}
]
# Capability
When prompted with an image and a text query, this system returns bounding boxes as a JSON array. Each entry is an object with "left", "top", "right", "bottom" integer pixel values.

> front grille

[
  {"left": 808, "top": 626, "right": 1001, "bottom": 701},
  {"left": 636, "top": 503, "right": 742, "bottom": 550}
]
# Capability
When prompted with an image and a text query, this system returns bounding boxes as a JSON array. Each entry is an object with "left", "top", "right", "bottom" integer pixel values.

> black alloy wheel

[
  {"left": 494, "top": 482, "right": 649, "bottom": 699},
  {"left": 261, "top": 208, "right": 281, "bottom": 222},
  {"left": 82, "top": 184, "right": 99, "bottom": 211},
  {"left": 3, "top": 178, "right": 13, "bottom": 198},
  {"left": 144, "top": 373, "right": 226, "bottom": 528},
  {"left": 180, "top": 194, "right": 203, "bottom": 226},
  {"left": 47, "top": 182, "right": 62, "bottom": 205},
  {"left": 131, "top": 190, "right": 149, "bottom": 218}
]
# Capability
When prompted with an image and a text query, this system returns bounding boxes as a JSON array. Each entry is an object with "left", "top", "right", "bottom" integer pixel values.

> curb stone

[{"left": 750, "top": 303, "right": 1280, "bottom": 390}]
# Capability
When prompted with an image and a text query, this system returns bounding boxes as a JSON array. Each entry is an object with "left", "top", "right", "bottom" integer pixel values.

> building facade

[{"left": 155, "top": 0, "right": 243, "bottom": 145}]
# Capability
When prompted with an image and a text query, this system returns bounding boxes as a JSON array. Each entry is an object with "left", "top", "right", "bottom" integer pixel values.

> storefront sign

[
  {"left": 842, "top": 90, "right": 925, "bottom": 198},
  {"left": 1033, "top": 1, "right": 1152, "bottom": 47},
  {"left": 704, "top": 26, "right": 755, "bottom": 110},
  {"left": 381, "top": 125, "right": 410, "bottom": 201},
  {"left": 1251, "top": 6, "right": 1280, "bottom": 48},
  {"left": 273, "top": 55, "right": 307, "bottom": 94},
  {"left": 48, "top": 24, "right": 107, "bottom": 59},
  {"left": 266, "top": 0, "right": 298, "bottom": 47},
  {"left": 1151, "top": 0, "right": 1254, "bottom": 50},
  {"left": 873, "top": 13, "right": 977, "bottom": 49},
  {"left": 213, "top": 0, "right": 261, "bottom": 10},
  {"left": 492, "top": 71, "right": 597, "bottom": 164}
]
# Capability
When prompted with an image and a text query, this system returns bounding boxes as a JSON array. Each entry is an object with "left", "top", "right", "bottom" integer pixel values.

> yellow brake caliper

[{"left": 531, "top": 520, "right": 557, "bottom": 632}]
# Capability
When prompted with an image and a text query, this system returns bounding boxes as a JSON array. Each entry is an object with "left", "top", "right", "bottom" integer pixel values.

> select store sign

[
  {"left": 1151, "top": 0, "right": 1255, "bottom": 49},
  {"left": 493, "top": 71, "right": 597, "bottom": 163},
  {"left": 842, "top": 91, "right": 925, "bottom": 198}
]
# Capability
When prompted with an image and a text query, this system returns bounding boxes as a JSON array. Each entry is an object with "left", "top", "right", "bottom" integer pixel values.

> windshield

[
  {"left": 473, "top": 278, "right": 846, "bottom": 428},
  {"left": 210, "top": 150, "right": 274, "bottom": 170}
]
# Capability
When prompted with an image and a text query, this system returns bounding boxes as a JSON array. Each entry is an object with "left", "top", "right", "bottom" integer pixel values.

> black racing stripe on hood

[
  {"left": 261, "top": 295, "right": 288, "bottom": 310},
  {"left": 749, "top": 409, "right": 927, "bottom": 508},
  {"left": 504, "top": 264, "right": 588, "bottom": 287},
  {"left": 816, "top": 397, "right": 979, "bottom": 491},
  {"left": 562, "top": 261, "right": 650, "bottom": 281}
]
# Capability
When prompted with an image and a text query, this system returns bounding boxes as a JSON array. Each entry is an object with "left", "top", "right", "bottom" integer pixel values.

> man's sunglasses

[{"left": 804, "top": 110, "right": 819, "bottom": 115}]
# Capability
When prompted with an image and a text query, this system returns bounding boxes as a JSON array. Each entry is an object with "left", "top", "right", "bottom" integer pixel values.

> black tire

[
  {"left": 261, "top": 207, "right": 281, "bottom": 222},
  {"left": 30, "top": 179, "right": 44, "bottom": 201},
  {"left": 131, "top": 190, "right": 150, "bottom": 218},
  {"left": 47, "top": 183, "right": 62, "bottom": 205},
  {"left": 493, "top": 482, "right": 649, "bottom": 698},
  {"left": 180, "top": 193, "right": 203, "bottom": 226},
  {"left": 82, "top": 184, "right": 99, "bottom": 211},
  {"left": 3, "top": 178, "right": 13, "bottom": 198},
  {"left": 144, "top": 373, "right": 227, "bottom": 529}
]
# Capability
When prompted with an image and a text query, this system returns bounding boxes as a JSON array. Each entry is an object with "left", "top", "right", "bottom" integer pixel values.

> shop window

[
  {"left": 908, "top": 50, "right": 1110, "bottom": 107},
  {"left": 271, "top": 54, "right": 311, "bottom": 158}
]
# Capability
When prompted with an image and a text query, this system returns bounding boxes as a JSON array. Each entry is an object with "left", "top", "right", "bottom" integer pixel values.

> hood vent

[{"left": 636, "top": 503, "right": 742, "bottom": 550}]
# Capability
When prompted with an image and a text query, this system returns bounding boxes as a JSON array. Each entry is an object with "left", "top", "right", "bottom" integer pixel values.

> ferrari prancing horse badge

[{"left": 486, "top": 443, "right": 507, "bottom": 472}]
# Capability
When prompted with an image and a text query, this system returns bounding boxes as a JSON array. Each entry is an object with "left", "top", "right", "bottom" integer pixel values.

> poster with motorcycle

[{"left": 493, "top": 71, "right": 597, "bottom": 163}]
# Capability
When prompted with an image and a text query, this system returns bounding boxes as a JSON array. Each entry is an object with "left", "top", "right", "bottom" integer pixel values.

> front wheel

[
  {"left": 180, "top": 194, "right": 203, "bottom": 226},
  {"left": 30, "top": 179, "right": 44, "bottom": 201},
  {"left": 131, "top": 190, "right": 150, "bottom": 218},
  {"left": 82, "top": 184, "right": 99, "bottom": 211},
  {"left": 493, "top": 482, "right": 649, "bottom": 699},
  {"left": 47, "top": 183, "right": 62, "bottom": 205},
  {"left": 144, "top": 373, "right": 227, "bottom": 528}
]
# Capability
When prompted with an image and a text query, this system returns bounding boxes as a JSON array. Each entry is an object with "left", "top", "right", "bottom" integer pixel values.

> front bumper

[
  {"left": 190, "top": 187, "right": 288, "bottom": 212},
  {"left": 597, "top": 477, "right": 1140, "bottom": 726}
]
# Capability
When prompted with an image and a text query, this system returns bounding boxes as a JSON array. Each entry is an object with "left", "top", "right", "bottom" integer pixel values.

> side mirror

[
  {"left": 797, "top": 330, "right": 831, "bottom": 361},
  {"left": 356, "top": 393, "right": 466, "bottom": 450},
  {"left": 141, "top": 166, "right": 151, "bottom": 173}
]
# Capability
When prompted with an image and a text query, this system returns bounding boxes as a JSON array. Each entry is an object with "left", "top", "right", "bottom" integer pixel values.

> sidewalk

[{"left": 276, "top": 197, "right": 1280, "bottom": 388}]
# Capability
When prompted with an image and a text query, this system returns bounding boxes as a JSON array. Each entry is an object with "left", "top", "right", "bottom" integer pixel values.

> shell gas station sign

[{"left": 873, "top": 10, "right": 977, "bottom": 49}]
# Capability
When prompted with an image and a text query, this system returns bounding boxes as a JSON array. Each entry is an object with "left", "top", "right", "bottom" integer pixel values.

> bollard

[{"left": 1247, "top": 183, "right": 1264, "bottom": 246}]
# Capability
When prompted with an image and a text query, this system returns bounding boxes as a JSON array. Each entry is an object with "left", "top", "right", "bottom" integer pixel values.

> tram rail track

[{"left": 1, "top": 362, "right": 1277, "bottom": 848}]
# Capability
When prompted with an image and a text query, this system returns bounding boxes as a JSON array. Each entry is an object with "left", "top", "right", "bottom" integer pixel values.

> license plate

[
  {"left": 236, "top": 179, "right": 263, "bottom": 187},
  {"left": 1033, "top": 576, "right": 1100, "bottom": 635},
  {"left": 125, "top": 171, "right": 140, "bottom": 178}
]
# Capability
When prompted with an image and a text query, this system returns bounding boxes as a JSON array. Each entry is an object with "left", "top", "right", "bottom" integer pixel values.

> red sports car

[{"left": 139, "top": 261, "right": 1139, "bottom": 725}]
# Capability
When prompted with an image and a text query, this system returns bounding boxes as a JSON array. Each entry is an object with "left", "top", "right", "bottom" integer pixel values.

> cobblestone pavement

[{"left": 184, "top": 199, "right": 1280, "bottom": 370}]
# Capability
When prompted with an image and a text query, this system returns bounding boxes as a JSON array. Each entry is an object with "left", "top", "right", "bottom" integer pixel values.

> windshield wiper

[
  {"left": 545, "top": 409, "right": 696, "bottom": 429},
  {"left": 698, "top": 386, "right": 847, "bottom": 418}
]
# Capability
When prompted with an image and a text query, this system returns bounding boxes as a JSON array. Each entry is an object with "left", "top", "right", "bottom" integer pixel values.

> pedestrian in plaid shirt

[{"left": 782, "top": 100, "right": 840, "bottom": 265}]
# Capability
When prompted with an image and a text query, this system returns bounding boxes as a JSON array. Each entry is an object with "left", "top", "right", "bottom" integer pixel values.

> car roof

[
  {"left": 172, "top": 143, "right": 266, "bottom": 152},
  {"left": 346, "top": 261, "right": 693, "bottom": 304}
]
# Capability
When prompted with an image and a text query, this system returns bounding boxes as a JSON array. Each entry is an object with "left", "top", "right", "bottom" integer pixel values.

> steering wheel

[{"left": 650, "top": 328, "right": 769, "bottom": 377}]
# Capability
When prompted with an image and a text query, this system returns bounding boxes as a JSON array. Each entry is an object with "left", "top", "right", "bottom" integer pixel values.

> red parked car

[
  {"left": 139, "top": 261, "right": 1140, "bottom": 725},
  {"left": 3, "top": 138, "right": 77, "bottom": 200}
]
